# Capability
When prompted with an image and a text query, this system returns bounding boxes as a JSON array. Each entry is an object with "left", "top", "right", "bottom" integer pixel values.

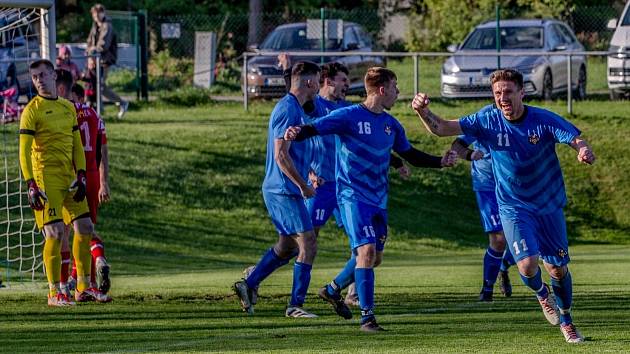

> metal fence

[{"left": 242, "top": 50, "right": 625, "bottom": 115}]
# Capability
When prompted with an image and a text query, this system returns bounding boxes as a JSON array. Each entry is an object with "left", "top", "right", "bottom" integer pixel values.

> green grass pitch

[{"left": 1, "top": 98, "right": 630, "bottom": 352}]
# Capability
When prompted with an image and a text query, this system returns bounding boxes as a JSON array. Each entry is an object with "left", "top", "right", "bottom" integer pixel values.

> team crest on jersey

[
  {"left": 384, "top": 125, "right": 392, "bottom": 135},
  {"left": 528, "top": 133, "right": 540, "bottom": 145},
  {"left": 557, "top": 248, "right": 568, "bottom": 258},
  {"left": 379, "top": 234, "right": 388, "bottom": 245}
]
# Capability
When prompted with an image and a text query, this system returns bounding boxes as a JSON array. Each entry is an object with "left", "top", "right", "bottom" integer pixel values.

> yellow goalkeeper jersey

[{"left": 19, "top": 95, "right": 82, "bottom": 179}]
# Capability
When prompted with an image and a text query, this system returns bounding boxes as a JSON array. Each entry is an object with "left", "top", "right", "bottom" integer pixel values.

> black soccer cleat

[
  {"left": 233, "top": 280, "right": 254, "bottom": 315},
  {"left": 479, "top": 289, "right": 493, "bottom": 302},
  {"left": 360, "top": 317, "right": 386, "bottom": 333},
  {"left": 498, "top": 270, "right": 512, "bottom": 297},
  {"left": 318, "top": 286, "right": 352, "bottom": 320}
]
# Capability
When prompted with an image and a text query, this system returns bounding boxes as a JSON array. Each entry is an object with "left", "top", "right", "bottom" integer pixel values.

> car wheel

[
  {"left": 610, "top": 89, "right": 623, "bottom": 100},
  {"left": 574, "top": 66, "right": 587, "bottom": 100},
  {"left": 542, "top": 70, "right": 553, "bottom": 101}
]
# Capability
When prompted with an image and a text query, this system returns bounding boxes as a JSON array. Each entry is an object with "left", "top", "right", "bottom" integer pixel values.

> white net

[{"left": 0, "top": 6, "right": 47, "bottom": 286}]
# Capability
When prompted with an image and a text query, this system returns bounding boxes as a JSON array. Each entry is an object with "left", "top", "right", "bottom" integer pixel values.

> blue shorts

[
  {"left": 338, "top": 199, "right": 388, "bottom": 252},
  {"left": 263, "top": 191, "right": 313, "bottom": 236},
  {"left": 500, "top": 208, "right": 570, "bottom": 266},
  {"left": 475, "top": 190, "right": 502, "bottom": 233},
  {"left": 305, "top": 183, "right": 339, "bottom": 227}
]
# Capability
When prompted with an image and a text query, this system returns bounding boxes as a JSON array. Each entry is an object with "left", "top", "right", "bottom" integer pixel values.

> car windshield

[
  {"left": 259, "top": 26, "right": 342, "bottom": 51},
  {"left": 623, "top": 7, "right": 630, "bottom": 26},
  {"left": 461, "top": 27, "right": 543, "bottom": 50}
]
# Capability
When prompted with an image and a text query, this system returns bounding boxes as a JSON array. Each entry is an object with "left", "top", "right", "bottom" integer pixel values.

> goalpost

[{"left": 0, "top": 0, "right": 55, "bottom": 286}]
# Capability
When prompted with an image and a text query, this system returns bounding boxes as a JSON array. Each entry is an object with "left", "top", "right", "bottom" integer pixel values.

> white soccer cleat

[
  {"left": 537, "top": 285, "right": 560, "bottom": 325},
  {"left": 285, "top": 306, "right": 318, "bottom": 318},
  {"left": 560, "top": 323, "right": 585, "bottom": 343},
  {"left": 48, "top": 293, "right": 76, "bottom": 307}
]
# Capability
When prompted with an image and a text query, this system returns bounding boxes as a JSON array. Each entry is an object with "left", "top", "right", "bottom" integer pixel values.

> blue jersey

[
  {"left": 308, "top": 95, "right": 352, "bottom": 181},
  {"left": 459, "top": 105, "right": 580, "bottom": 216},
  {"left": 458, "top": 134, "right": 495, "bottom": 192},
  {"left": 312, "top": 104, "right": 411, "bottom": 209},
  {"left": 262, "top": 94, "right": 313, "bottom": 196}
]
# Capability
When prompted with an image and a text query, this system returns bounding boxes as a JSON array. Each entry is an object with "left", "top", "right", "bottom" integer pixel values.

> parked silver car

[{"left": 441, "top": 19, "right": 587, "bottom": 100}]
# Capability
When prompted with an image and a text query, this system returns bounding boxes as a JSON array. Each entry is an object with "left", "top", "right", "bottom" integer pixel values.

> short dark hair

[
  {"left": 55, "top": 69, "right": 73, "bottom": 90},
  {"left": 320, "top": 62, "right": 349, "bottom": 85},
  {"left": 71, "top": 83, "right": 85, "bottom": 98},
  {"left": 291, "top": 61, "right": 321, "bottom": 79},
  {"left": 490, "top": 69, "right": 523, "bottom": 89},
  {"left": 364, "top": 67, "right": 397, "bottom": 94},
  {"left": 29, "top": 59, "right": 54, "bottom": 72}
]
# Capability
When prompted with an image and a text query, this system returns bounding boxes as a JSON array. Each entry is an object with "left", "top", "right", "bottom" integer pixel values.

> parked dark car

[
  {"left": 244, "top": 22, "right": 384, "bottom": 97},
  {"left": 441, "top": 19, "right": 587, "bottom": 100}
]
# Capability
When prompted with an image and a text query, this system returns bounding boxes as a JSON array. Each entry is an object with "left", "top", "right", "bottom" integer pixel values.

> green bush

[
  {"left": 155, "top": 87, "right": 213, "bottom": 106},
  {"left": 107, "top": 68, "right": 138, "bottom": 92},
  {"left": 149, "top": 50, "right": 195, "bottom": 91}
]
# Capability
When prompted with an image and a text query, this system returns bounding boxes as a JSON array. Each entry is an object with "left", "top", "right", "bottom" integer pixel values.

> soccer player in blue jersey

[
  {"left": 451, "top": 134, "right": 515, "bottom": 301},
  {"left": 276, "top": 57, "right": 411, "bottom": 315},
  {"left": 233, "top": 61, "right": 322, "bottom": 318},
  {"left": 412, "top": 69, "right": 595, "bottom": 343},
  {"left": 285, "top": 67, "right": 457, "bottom": 332}
]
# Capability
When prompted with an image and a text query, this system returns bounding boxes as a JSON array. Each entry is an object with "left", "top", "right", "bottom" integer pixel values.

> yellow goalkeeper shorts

[{"left": 33, "top": 172, "right": 90, "bottom": 229}]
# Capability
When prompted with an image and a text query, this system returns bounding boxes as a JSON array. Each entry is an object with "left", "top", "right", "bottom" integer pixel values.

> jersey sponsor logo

[
  {"left": 384, "top": 124, "right": 392, "bottom": 136},
  {"left": 557, "top": 248, "right": 568, "bottom": 258},
  {"left": 528, "top": 132, "right": 540, "bottom": 145},
  {"left": 45, "top": 110, "right": 52, "bottom": 114}
]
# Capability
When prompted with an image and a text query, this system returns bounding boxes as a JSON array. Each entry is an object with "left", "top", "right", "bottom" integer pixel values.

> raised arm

[
  {"left": 274, "top": 138, "right": 315, "bottom": 198},
  {"left": 411, "top": 93, "right": 463, "bottom": 137},
  {"left": 569, "top": 136, "right": 595, "bottom": 165}
]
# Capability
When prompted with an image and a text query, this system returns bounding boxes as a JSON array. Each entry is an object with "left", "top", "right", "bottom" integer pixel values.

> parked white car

[{"left": 607, "top": 0, "right": 630, "bottom": 99}]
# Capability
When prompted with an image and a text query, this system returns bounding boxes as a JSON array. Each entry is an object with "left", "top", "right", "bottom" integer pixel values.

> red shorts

[{"left": 86, "top": 170, "right": 101, "bottom": 224}]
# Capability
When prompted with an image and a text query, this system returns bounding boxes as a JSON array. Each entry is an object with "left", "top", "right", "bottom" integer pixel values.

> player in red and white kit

[{"left": 68, "top": 81, "right": 112, "bottom": 296}]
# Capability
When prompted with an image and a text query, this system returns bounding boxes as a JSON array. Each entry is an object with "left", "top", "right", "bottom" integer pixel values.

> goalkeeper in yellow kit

[{"left": 19, "top": 59, "right": 107, "bottom": 306}]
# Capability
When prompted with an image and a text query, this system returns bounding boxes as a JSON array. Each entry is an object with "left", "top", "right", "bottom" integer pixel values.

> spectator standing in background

[{"left": 86, "top": 3, "right": 128, "bottom": 119}]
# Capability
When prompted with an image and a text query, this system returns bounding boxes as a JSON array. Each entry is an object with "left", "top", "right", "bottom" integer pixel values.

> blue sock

[
  {"left": 482, "top": 247, "right": 503, "bottom": 292},
  {"left": 290, "top": 262, "right": 312, "bottom": 306},
  {"left": 327, "top": 255, "right": 356, "bottom": 297},
  {"left": 551, "top": 271, "right": 573, "bottom": 324},
  {"left": 500, "top": 249, "right": 516, "bottom": 272},
  {"left": 355, "top": 267, "right": 375, "bottom": 324},
  {"left": 520, "top": 267, "right": 549, "bottom": 298},
  {"left": 245, "top": 248, "right": 292, "bottom": 289}
]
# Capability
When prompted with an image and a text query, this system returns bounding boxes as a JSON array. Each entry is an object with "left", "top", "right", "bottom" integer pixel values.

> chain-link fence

[{"left": 146, "top": 5, "right": 625, "bottom": 97}]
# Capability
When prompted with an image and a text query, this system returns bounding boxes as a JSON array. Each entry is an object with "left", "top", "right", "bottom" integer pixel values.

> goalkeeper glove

[
  {"left": 70, "top": 170, "right": 87, "bottom": 202},
  {"left": 27, "top": 179, "right": 47, "bottom": 210}
]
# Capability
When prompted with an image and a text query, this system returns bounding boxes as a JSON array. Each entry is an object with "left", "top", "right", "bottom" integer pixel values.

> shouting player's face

[
  {"left": 30, "top": 65, "right": 57, "bottom": 97},
  {"left": 326, "top": 72, "right": 349, "bottom": 101},
  {"left": 381, "top": 79, "right": 399, "bottom": 110},
  {"left": 492, "top": 80, "right": 525, "bottom": 121}
]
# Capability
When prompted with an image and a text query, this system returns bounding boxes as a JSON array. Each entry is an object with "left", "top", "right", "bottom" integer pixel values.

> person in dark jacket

[{"left": 86, "top": 3, "right": 128, "bottom": 119}]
